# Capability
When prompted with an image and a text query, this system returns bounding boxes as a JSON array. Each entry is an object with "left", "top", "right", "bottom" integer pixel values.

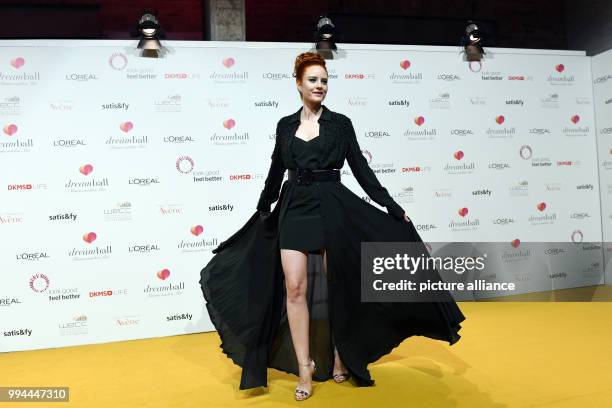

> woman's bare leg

[
  {"left": 280, "top": 249, "right": 314, "bottom": 393},
  {"left": 320, "top": 249, "right": 349, "bottom": 379}
]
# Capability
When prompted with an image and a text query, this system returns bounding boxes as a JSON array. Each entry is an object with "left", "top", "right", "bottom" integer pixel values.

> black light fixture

[
  {"left": 461, "top": 21, "right": 485, "bottom": 62},
  {"left": 136, "top": 11, "right": 163, "bottom": 58},
  {"left": 315, "top": 15, "right": 336, "bottom": 58}
]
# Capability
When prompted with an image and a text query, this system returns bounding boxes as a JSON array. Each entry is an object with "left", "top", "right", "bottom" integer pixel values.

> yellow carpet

[{"left": 2, "top": 300, "right": 612, "bottom": 407}]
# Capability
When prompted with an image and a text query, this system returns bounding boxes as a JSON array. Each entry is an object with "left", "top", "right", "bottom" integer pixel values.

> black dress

[
  {"left": 200, "top": 105, "right": 465, "bottom": 390},
  {"left": 279, "top": 134, "right": 326, "bottom": 252}
]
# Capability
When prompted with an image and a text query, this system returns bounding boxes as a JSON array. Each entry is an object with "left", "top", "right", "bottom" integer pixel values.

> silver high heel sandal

[
  {"left": 332, "top": 347, "right": 350, "bottom": 383},
  {"left": 295, "top": 359, "right": 316, "bottom": 401}
]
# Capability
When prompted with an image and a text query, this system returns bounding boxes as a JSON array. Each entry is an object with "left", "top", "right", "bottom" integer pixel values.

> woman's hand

[{"left": 403, "top": 213, "right": 411, "bottom": 223}]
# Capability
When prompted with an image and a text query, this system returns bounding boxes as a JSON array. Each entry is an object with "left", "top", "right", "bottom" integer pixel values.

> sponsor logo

[
  {"left": 193, "top": 169, "right": 223, "bottom": 183},
  {"left": 509, "top": 180, "right": 529, "bottom": 197},
  {"left": 109, "top": 52, "right": 128, "bottom": 70},
  {"left": 159, "top": 204, "right": 183, "bottom": 216},
  {"left": 65, "top": 73, "right": 99, "bottom": 81},
  {"left": 450, "top": 129, "right": 474, "bottom": 136},
  {"left": 437, "top": 73, "right": 460, "bottom": 81},
  {"left": 52, "top": 139, "right": 86, "bottom": 148},
  {"left": 167, "top": 313, "right": 193, "bottom": 321},
  {"left": 144, "top": 269, "right": 185, "bottom": 297},
  {"left": 59, "top": 315, "right": 88, "bottom": 336},
  {"left": 176, "top": 156, "right": 194, "bottom": 174},
  {"left": 163, "top": 135, "right": 195, "bottom": 143},
  {"left": 492, "top": 218, "right": 515, "bottom": 225},
  {"left": 254, "top": 100, "right": 278, "bottom": 108},
  {"left": 89, "top": 289, "right": 128, "bottom": 298},
  {"left": 209, "top": 204, "right": 233, "bottom": 212},
  {"left": 415, "top": 224, "right": 437, "bottom": 231},
  {"left": 155, "top": 94, "right": 182, "bottom": 113},
  {"left": 388, "top": 99, "right": 410, "bottom": 107},
  {"left": 529, "top": 128, "right": 551, "bottom": 135},
  {"left": 365, "top": 130, "right": 391, "bottom": 139},
  {"left": 505, "top": 99, "right": 524, "bottom": 106},
  {"left": 594, "top": 74, "right": 612, "bottom": 85},
  {"left": 48, "top": 287, "right": 81, "bottom": 301},
  {"left": 3, "top": 329, "right": 32, "bottom": 337},
  {"left": 115, "top": 315, "right": 141, "bottom": 327},
  {"left": 444, "top": 150, "right": 475, "bottom": 174},
  {"left": 102, "top": 102, "right": 129, "bottom": 110},
  {"left": 0, "top": 297, "right": 21, "bottom": 307},
  {"left": 430, "top": 93, "right": 451, "bottom": 109},
  {"left": 48, "top": 212, "right": 77, "bottom": 222},
  {"left": 128, "top": 178, "right": 160, "bottom": 186},
  {"left": 129, "top": 244, "right": 161, "bottom": 253},
  {"left": 16, "top": 251, "right": 50, "bottom": 261},
  {"left": 348, "top": 97, "right": 367, "bottom": 107},
  {"left": 29, "top": 273, "right": 50, "bottom": 293},
  {"left": 389, "top": 59, "right": 423, "bottom": 83},
  {"left": 104, "top": 201, "right": 132, "bottom": 222},
  {"left": 481, "top": 71, "right": 502, "bottom": 81},
  {"left": 210, "top": 57, "right": 248, "bottom": 83}
]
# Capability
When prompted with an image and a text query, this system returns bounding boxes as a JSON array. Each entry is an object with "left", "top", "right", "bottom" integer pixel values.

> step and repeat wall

[
  {"left": 592, "top": 48, "right": 612, "bottom": 284},
  {"left": 0, "top": 40, "right": 606, "bottom": 351}
]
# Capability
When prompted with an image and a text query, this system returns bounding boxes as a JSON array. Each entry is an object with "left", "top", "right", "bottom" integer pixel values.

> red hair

[{"left": 293, "top": 52, "right": 327, "bottom": 82}]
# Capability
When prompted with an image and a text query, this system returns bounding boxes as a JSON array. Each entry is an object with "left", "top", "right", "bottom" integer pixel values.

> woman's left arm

[{"left": 343, "top": 115, "right": 409, "bottom": 221}]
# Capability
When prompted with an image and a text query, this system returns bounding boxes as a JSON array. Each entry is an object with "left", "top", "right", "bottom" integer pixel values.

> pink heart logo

[
  {"left": 458, "top": 207, "right": 468, "bottom": 217},
  {"left": 79, "top": 164, "right": 94, "bottom": 176},
  {"left": 414, "top": 116, "right": 425, "bottom": 126},
  {"left": 537, "top": 202, "right": 546, "bottom": 211},
  {"left": 3, "top": 124, "right": 17, "bottom": 136},
  {"left": 223, "top": 118, "right": 236, "bottom": 129},
  {"left": 82, "top": 232, "right": 97, "bottom": 244},
  {"left": 10, "top": 57, "right": 25, "bottom": 69},
  {"left": 157, "top": 269, "right": 171, "bottom": 280},
  {"left": 453, "top": 150, "right": 464, "bottom": 160},
  {"left": 511, "top": 239, "right": 520, "bottom": 248},
  {"left": 222, "top": 57, "right": 235, "bottom": 68},
  {"left": 191, "top": 225, "right": 204, "bottom": 236},
  {"left": 399, "top": 60, "right": 411, "bottom": 70},
  {"left": 120, "top": 121, "right": 133, "bottom": 133},
  {"left": 495, "top": 115, "right": 505, "bottom": 125},
  {"left": 571, "top": 115, "right": 580, "bottom": 124},
  {"left": 555, "top": 64, "right": 564, "bottom": 73}
]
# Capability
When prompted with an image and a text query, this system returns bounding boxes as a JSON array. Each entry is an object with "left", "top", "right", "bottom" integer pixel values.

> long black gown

[{"left": 199, "top": 105, "right": 465, "bottom": 390}]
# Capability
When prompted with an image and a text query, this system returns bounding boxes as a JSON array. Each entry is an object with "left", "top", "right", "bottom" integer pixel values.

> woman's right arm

[{"left": 256, "top": 119, "right": 287, "bottom": 212}]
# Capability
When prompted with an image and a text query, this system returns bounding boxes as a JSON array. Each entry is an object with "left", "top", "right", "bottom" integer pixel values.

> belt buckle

[{"left": 296, "top": 169, "right": 313, "bottom": 186}]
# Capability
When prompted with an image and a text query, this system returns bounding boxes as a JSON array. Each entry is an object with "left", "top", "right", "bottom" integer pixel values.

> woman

[{"left": 200, "top": 52, "right": 465, "bottom": 401}]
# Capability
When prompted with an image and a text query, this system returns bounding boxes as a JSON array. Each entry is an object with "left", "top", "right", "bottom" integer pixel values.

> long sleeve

[
  {"left": 343, "top": 116, "right": 405, "bottom": 220},
  {"left": 256, "top": 120, "right": 287, "bottom": 212}
]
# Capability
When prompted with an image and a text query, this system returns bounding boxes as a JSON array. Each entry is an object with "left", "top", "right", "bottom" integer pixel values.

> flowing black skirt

[{"left": 199, "top": 179, "right": 465, "bottom": 389}]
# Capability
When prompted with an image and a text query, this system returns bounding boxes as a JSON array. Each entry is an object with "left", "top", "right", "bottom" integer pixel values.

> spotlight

[
  {"left": 136, "top": 12, "right": 162, "bottom": 58},
  {"left": 315, "top": 15, "right": 336, "bottom": 58},
  {"left": 461, "top": 22, "right": 485, "bottom": 62}
]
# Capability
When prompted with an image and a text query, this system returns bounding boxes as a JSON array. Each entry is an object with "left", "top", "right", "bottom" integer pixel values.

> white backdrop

[
  {"left": 592, "top": 48, "right": 612, "bottom": 284},
  {"left": 0, "top": 40, "right": 607, "bottom": 352}
]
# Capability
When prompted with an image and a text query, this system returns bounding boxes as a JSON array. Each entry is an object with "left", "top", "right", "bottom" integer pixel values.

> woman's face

[{"left": 297, "top": 65, "right": 328, "bottom": 105}]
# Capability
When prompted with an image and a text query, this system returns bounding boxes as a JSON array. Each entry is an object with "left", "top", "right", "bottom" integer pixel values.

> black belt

[{"left": 288, "top": 169, "right": 340, "bottom": 185}]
